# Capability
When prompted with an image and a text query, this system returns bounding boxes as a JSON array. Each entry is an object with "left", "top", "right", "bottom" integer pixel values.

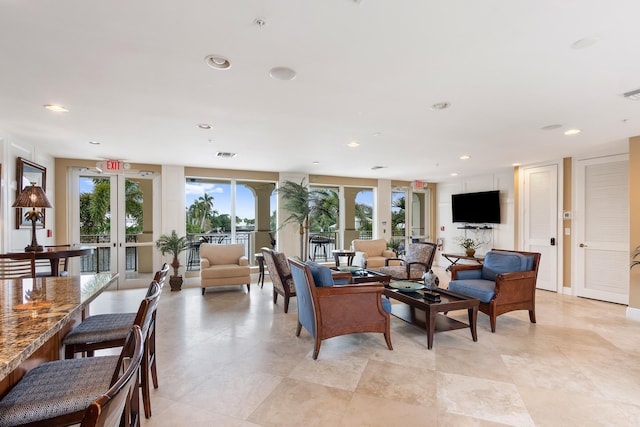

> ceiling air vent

[
  {"left": 216, "top": 152, "right": 237, "bottom": 158},
  {"left": 623, "top": 88, "right": 640, "bottom": 101}
]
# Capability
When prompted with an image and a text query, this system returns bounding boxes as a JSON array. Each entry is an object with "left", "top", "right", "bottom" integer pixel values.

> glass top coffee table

[{"left": 383, "top": 283, "right": 479, "bottom": 349}]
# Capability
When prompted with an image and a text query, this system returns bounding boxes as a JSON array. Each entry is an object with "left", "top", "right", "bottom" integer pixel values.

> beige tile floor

[{"left": 91, "top": 268, "right": 640, "bottom": 427}]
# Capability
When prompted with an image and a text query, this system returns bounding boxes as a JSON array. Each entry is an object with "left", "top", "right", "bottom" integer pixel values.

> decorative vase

[
  {"left": 465, "top": 248, "right": 476, "bottom": 257},
  {"left": 169, "top": 276, "right": 183, "bottom": 291}
]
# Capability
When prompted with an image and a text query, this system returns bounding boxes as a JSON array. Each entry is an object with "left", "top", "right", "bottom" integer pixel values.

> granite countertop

[{"left": 0, "top": 273, "right": 117, "bottom": 378}]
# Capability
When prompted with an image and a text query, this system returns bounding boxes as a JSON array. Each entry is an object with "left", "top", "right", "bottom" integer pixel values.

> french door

[{"left": 70, "top": 169, "right": 159, "bottom": 289}]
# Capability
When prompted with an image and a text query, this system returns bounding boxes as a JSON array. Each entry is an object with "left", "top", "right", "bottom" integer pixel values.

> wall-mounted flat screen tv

[{"left": 451, "top": 190, "right": 501, "bottom": 224}]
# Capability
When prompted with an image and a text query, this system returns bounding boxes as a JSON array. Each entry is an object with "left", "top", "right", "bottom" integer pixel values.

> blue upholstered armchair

[
  {"left": 448, "top": 249, "right": 541, "bottom": 332},
  {"left": 288, "top": 258, "right": 393, "bottom": 360}
]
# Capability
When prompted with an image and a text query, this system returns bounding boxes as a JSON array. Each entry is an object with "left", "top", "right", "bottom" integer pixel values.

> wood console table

[
  {"left": 0, "top": 272, "right": 117, "bottom": 397},
  {"left": 442, "top": 253, "right": 485, "bottom": 272}
]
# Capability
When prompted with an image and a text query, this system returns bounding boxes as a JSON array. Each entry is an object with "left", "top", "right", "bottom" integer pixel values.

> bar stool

[
  {"left": 0, "top": 326, "right": 144, "bottom": 427},
  {"left": 62, "top": 266, "right": 167, "bottom": 419}
]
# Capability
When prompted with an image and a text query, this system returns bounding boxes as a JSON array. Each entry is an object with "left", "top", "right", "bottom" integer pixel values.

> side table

[
  {"left": 332, "top": 250, "right": 356, "bottom": 267},
  {"left": 254, "top": 253, "right": 266, "bottom": 288}
]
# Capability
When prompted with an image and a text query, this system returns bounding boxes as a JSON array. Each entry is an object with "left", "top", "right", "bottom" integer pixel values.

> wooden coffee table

[
  {"left": 383, "top": 285, "right": 479, "bottom": 349},
  {"left": 332, "top": 267, "right": 391, "bottom": 285}
]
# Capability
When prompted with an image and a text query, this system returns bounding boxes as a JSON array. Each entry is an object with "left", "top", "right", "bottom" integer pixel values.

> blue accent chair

[
  {"left": 289, "top": 258, "right": 393, "bottom": 360},
  {"left": 448, "top": 249, "right": 541, "bottom": 332}
]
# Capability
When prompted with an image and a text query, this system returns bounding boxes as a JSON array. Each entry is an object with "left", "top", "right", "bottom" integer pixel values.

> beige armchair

[
  {"left": 351, "top": 238, "right": 396, "bottom": 270},
  {"left": 200, "top": 243, "right": 251, "bottom": 295}
]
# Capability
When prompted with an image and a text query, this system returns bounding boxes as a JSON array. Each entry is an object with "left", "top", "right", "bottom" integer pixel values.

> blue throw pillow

[
  {"left": 481, "top": 251, "right": 528, "bottom": 281},
  {"left": 305, "top": 261, "right": 334, "bottom": 287}
]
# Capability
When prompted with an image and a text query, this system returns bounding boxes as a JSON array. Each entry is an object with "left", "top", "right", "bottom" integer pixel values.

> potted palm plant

[
  {"left": 277, "top": 179, "right": 311, "bottom": 260},
  {"left": 156, "top": 230, "right": 188, "bottom": 291}
]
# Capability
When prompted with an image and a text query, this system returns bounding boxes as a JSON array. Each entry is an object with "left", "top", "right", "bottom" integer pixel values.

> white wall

[
  {"left": 435, "top": 169, "right": 515, "bottom": 268},
  {"left": 0, "top": 131, "right": 56, "bottom": 252}
]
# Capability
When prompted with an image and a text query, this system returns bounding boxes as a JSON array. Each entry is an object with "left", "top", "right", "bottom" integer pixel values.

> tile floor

[{"left": 91, "top": 267, "right": 640, "bottom": 426}]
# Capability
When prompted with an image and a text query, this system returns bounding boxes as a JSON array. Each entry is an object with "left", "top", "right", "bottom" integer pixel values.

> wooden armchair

[
  {"left": 379, "top": 242, "right": 436, "bottom": 280},
  {"left": 288, "top": 258, "right": 392, "bottom": 360},
  {"left": 449, "top": 249, "right": 541, "bottom": 332},
  {"left": 261, "top": 247, "right": 296, "bottom": 313}
]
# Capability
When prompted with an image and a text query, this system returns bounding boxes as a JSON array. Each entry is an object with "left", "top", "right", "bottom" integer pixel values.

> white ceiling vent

[
  {"left": 623, "top": 88, "right": 640, "bottom": 101},
  {"left": 216, "top": 152, "right": 237, "bottom": 158}
]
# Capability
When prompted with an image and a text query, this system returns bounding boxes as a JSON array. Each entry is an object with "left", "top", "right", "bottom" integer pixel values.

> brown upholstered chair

[
  {"left": 379, "top": 242, "right": 437, "bottom": 280},
  {"left": 261, "top": 247, "right": 296, "bottom": 313},
  {"left": 288, "top": 257, "right": 392, "bottom": 360},
  {"left": 449, "top": 249, "right": 541, "bottom": 332}
]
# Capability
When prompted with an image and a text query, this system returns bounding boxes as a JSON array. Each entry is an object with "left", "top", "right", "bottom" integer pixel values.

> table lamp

[{"left": 12, "top": 182, "right": 53, "bottom": 252}]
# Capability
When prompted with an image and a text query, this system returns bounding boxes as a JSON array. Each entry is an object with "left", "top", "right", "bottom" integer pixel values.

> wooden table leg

[
  {"left": 427, "top": 309, "right": 437, "bottom": 350},
  {"left": 468, "top": 305, "right": 478, "bottom": 342}
]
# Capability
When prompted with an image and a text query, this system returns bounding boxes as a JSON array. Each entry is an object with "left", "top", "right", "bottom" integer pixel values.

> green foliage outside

[{"left": 80, "top": 178, "right": 144, "bottom": 239}]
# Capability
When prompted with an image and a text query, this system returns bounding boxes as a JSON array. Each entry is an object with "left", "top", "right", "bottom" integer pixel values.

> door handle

[
  {"left": 550, "top": 238, "right": 555, "bottom": 246},
  {"left": 579, "top": 243, "right": 587, "bottom": 248}
]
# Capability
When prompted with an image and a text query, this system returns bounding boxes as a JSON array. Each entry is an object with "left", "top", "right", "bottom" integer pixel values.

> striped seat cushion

[
  {"left": 62, "top": 313, "right": 136, "bottom": 345},
  {"left": 0, "top": 356, "right": 118, "bottom": 426}
]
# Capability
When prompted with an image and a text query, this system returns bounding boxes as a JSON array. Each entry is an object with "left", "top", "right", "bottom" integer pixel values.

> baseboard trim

[{"left": 626, "top": 306, "right": 640, "bottom": 321}]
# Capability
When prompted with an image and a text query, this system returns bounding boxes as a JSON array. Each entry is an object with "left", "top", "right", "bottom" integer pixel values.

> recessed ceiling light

[
  {"left": 450, "top": 172, "right": 459, "bottom": 177},
  {"left": 88, "top": 141, "right": 100, "bottom": 145},
  {"left": 197, "top": 123, "right": 212, "bottom": 129},
  {"left": 541, "top": 124, "right": 563, "bottom": 130},
  {"left": 564, "top": 129, "right": 582, "bottom": 136},
  {"left": 44, "top": 104, "right": 68, "bottom": 112},
  {"left": 312, "top": 161, "right": 320, "bottom": 165},
  {"left": 623, "top": 88, "right": 640, "bottom": 101},
  {"left": 216, "top": 152, "right": 237, "bottom": 158},
  {"left": 459, "top": 155, "right": 470, "bottom": 160},
  {"left": 269, "top": 67, "right": 296, "bottom": 81},
  {"left": 205, "top": 55, "right": 232, "bottom": 70},
  {"left": 372, "top": 132, "right": 381, "bottom": 137},
  {"left": 431, "top": 102, "right": 451, "bottom": 110},
  {"left": 571, "top": 37, "right": 600, "bottom": 50},
  {"left": 347, "top": 141, "right": 360, "bottom": 148}
]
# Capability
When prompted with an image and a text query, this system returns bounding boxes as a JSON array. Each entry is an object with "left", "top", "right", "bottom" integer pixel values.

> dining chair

[
  {"left": 35, "top": 244, "right": 72, "bottom": 277},
  {"left": 0, "top": 252, "right": 36, "bottom": 279},
  {"left": 0, "top": 325, "right": 144, "bottom": 427},
  {"left": 62, "top": 271, "right": 165, "bottom": 419}
]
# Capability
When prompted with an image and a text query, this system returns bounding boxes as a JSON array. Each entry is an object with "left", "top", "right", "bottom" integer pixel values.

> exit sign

[{"left": 106, "top": 160, "right": 122, "bottom": 171}]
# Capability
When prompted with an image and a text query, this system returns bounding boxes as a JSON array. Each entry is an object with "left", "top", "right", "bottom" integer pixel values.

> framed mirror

[{"left": 16, "top": 157, "right": 47, "bottom": 229}]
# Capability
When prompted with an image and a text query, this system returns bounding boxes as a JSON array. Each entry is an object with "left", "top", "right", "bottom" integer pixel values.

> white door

[
  {"left": 522, "top": 164, "right": 559, "bottom": 292},
  {"left": 70, "top": 169, "right": 159, "bottom": 289},
  {"left": 575, "top": 155, "right": 629, "bottom": 304}
]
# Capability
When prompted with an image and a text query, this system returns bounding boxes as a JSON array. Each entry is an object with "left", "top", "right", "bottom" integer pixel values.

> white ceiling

[{"left": 1, "top": 0, "right": 640, "bottom": 182}]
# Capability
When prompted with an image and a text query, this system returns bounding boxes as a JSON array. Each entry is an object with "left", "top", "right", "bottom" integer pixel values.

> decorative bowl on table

[
  {"left": 337, "top": 266, "right": 363, "bottom": 273},
  {"left": 389, "top": 281, "right": 425, "bottom": 292}
]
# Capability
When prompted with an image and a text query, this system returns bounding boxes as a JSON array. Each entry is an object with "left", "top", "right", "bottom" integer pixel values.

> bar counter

[{"left": 0, "top": 273, "right": 117, "bottom": 394}]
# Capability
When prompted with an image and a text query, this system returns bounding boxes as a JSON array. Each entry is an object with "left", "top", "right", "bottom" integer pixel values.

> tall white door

[
  {"left": 522, "top": 164, "right": 559, "bottom": 292},
  {"left": 575, "top": 154, "right": 629, "bottom": 304}
]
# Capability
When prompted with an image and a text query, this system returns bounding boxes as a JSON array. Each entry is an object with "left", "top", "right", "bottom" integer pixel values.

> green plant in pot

[
  {"left": 631, "top": 245, "right": 640, "bottom": 270},
  {"left": 156, "top": 230, "right": 188, "bottom": 291},
  {"left": 456, "top": 236, "right": 482, "bottom": 257}
]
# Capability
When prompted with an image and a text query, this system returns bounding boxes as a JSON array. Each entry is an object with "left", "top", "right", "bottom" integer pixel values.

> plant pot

[
  {"left": 169, "top": 275, "right": 183, "bottom": 291},
  {"left": 465, "top": 248, "right": 476, "bottom": 257}
]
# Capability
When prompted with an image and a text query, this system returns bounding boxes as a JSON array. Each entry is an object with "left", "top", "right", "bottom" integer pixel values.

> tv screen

[{"left": 451, "top": 190, "right": 501, "bottom": 224}]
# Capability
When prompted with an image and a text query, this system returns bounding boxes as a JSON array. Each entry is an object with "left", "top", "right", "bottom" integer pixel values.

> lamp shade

[{"left": 12, "top": 183, "right": 53, "bottom": 208}]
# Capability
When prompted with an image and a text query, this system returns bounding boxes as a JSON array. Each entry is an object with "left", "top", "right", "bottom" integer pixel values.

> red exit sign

[{"left": 106, "top": 160, "right": 122, "bottom": 171}]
